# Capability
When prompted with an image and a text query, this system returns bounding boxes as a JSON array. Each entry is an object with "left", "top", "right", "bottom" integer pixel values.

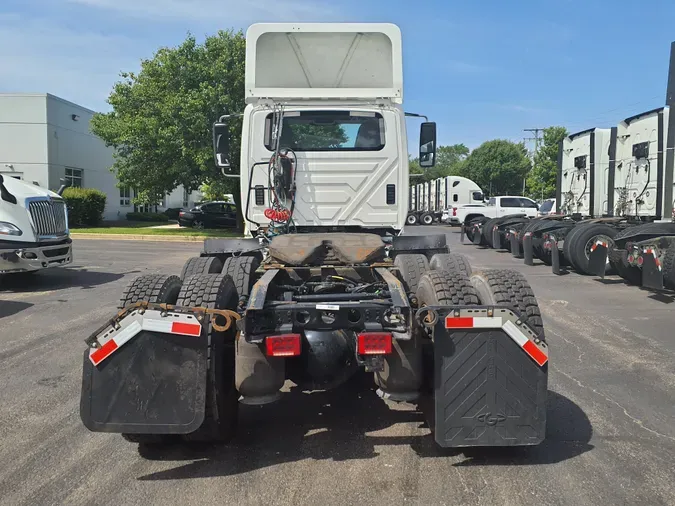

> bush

[
  {"left": 163, "top": 208, "right": 182, "bottom": 220},
  {"left": 62, "top": 187, "right": 106, "bottom": 227},
  {"left": 126, "top": 212, "right": 170, "bottom": 222}
]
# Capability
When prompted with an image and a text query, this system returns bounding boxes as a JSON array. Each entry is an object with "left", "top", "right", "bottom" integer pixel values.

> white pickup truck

[{"left": 455, "top": 195, "right": 540, "bottom": 226}]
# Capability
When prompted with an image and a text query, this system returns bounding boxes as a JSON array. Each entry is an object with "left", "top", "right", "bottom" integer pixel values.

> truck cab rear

[{"left": 80, "top": 23, "right": 549, "bottom": 450}]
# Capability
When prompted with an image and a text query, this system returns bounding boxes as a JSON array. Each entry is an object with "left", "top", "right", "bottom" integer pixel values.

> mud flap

[
  {"left": 551, "top": 236, "right": 566, "bottom": 275},
  {"left": 80, "top": 325, "right": 208, "bottom": 434},
  {"left": 492, "top": 227, "right": 501, "bottom": 250},
  {"left": 511, "top": 233, "right": 522, "bottom": 258},
  {"left": 588, "top": 242, "right": 609, "bottom": 278},
  {"left": 523, "top": 233, "right": 534, "bottom": 266},
  {"left": 641, "top": 251, "right": 664, "bottom": 290},
  {"left": 472, "top": 226, "right": 482, "bottom": 245},
  {"left": 426, "top": 307, "right": 547, "bottom": 447},
  {"left": 460, "top": 225, "right": 466, "bottom": 243}
]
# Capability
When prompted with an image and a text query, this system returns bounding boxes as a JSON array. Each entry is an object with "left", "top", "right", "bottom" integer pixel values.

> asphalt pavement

[{"left": 0, "top": 228, "right": 674, "bottom": 506}]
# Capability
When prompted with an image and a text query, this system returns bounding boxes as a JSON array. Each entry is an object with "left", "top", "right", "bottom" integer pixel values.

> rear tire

[
  {"left": 429, "top": 252, "right": 472, "bottom": 277},
  {"left": 609, "top": 226, "right": 645, "bottom": 285},
  {"left": 394, "top": 254, "right": 429, "bottom": 294},
  {"left": 406, "top": 213, "right": 418, "bottom": 226},
  {"left": 416, "top": 270, "right": 479, "bottom": 392},
  {"left": 568, "top": 224, "right": 617, "bottom": 275},
  {"left": 481, "top": 217, "right": 501, "bottom": 247},
  {"left": 562, "top": 223, "right": 589, "bottom": 271},
  {"left": 118, "top": 274, "right": 182, "bottom": 309},
  {"left": 662, "top": 243, "right": 675, "bottom": 290},
  {"left": 180, "top": 256, "right": 224, "bottom": 280},
  {"left": 222, "top": 255, "right": 260, "bottom": 301},
  {"left": 118, "top": 274, "right": 182, "bottom": 444},
  {"left": 470, "top": 269, "right": 544, "bottom": 339},
  {"left": 421, "top": 213, "right": 434, "bottom": 226},
  {"left": 416, "top": 269, "right": 480, "bottom": 306},
  {"left": 177, "top": 274, "right": 239, "bottom": 443}
]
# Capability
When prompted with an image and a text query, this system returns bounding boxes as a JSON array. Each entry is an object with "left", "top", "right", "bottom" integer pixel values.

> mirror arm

[{"left": 218, "top": 113, "right": 244, "bottom": 122}]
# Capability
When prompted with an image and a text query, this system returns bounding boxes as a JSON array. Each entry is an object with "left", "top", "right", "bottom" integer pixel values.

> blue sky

[{"left": 1, "top": 0, "right": 674, "bottom": 152}]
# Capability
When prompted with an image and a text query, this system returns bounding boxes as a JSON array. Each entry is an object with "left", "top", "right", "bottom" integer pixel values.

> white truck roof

[{"left": 245, "top": 23, "right": 403, "bottom": 104}]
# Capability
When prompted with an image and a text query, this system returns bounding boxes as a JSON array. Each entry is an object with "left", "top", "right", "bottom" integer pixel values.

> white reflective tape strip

[
  {"left": 502, "top": 320, "right": 529, "bottom": 347},
  {"left": 142, "top": 318, "right": 174, "bottom": 334},
  {"left": 112, "top": 320, "right": 142, "bottom": 348},
  {"left": 472, "top": 317, "right": 503, "bottom": 328},
  {"left": 317, "top": 304, "right": 340, "bottom": 311}
]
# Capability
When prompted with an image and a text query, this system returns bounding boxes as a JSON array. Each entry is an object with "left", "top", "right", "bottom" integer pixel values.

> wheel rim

[
  {"left": 584, "top": 234, "right": 612, "bottom": 265},
  {"left": 423, "top": 215, "right": 432, "bottom": 224},
  {"left": 193, "top": 221, "right": 204, "bottom": 230},
  {"left": 407, "top": 215, "right": 416, "bottom": 224}
]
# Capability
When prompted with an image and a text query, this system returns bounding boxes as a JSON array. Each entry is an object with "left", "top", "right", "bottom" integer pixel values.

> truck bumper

[{"left": 0, "top": 239, "right": 72, "bottom": 273}]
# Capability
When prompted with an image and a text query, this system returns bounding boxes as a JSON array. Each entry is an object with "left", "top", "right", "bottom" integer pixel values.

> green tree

[
  {"left": 91, "top": 30, "right": 246, "bottom": 224},
  {"left": 408, "top": 144, "right": 471, "bottom": 181},
  {"left": 463, "top": 139, "right": 531, "bottom": 195},
  {"left": 526, "top": 126, "right": 568, "bottom": 201}
]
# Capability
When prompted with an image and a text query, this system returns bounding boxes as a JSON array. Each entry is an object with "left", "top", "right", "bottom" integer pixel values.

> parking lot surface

[{"left": 0, "top": 228, "right": 674, "bottom": 506}]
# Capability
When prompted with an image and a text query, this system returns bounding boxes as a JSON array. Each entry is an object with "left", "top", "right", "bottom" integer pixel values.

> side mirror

[
  {"left": 419, "top": 122, "right": 437, "bottom": 168},
  {"left": 212, "top": 122, "right": 231, "bottom": 169}
]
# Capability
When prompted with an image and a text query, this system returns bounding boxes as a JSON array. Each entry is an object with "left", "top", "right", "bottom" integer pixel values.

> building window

[
  {"left": 183, "top": 188, "right": 189, "bottom": 208},
  {"left": 120, "top": 187, "right": 131, "bottom": 207},
  {"left": 65, "top": 168, "right": 83, "bottom": 188}
]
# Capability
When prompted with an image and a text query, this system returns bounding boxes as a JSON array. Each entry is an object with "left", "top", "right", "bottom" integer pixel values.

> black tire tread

[
  {"left": 569, "top": 223, "right": 618, "bottom": 275},
  {"left": 430, "top": 253, "right": 472, "bottom": 277},
  {"left": 222, "top": 256, "right": 259, "bottom": 299},
  {"left": 394, "top": 254, "right": 430, "bottom": 294},
  {"left": 416, "top": 269, "right": 479, "bottom": 306},
  {"left": 470, "top": 269, "right": 544, "bottom": 339},
  {"left": 118, "top": 274, "right": 182, "bottom": 444},
  {"left": 662, "top": 243, "right": 675, "bottom": 290},
  {"left": 118, "top": 274, "right": 182, "bottom": 309},
  {"left": 181, "top": 256, "right": 224, "bottom": 280},
  {"left": 177, "top": 274, "right": 238, "bottom": 443}
]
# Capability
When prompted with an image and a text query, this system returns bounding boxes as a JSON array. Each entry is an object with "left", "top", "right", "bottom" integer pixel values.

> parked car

[
  {"left": 178, "top": 201, "right": 237, "bottom": 229},
  {"left": 537, "top": 198, "right": 556, "bottom": 216},
  {"left": 455, "top": 196, "right": 539, "bottom": 226}
]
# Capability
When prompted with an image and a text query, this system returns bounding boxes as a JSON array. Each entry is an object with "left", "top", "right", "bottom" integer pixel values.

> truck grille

[{"left": 28, "top": 199, "right": 68, "bottom": 238}]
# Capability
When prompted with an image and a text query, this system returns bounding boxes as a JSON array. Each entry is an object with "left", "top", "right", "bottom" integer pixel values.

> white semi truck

[
  {"left": 80, "top": 22, "right": 549, "bottom": 450},
  {"left": 0, "top": 174, "right": 72, "bottom": 274}
]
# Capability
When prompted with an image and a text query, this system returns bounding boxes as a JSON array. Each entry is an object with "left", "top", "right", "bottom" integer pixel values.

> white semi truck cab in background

[
  {"left": 0, "top": 174, "right": 72, "bottom": 274},
  {"left": 213, "top": 22, "right": 436, "bottom": 237}
]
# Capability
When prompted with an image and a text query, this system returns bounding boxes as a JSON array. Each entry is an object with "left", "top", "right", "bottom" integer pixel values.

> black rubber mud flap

[
  {"left": 551, "top": 237, "right": 565, "bottom": 275},
  {"left": 588, "top": 243, "right": 609, "bottom": 278},
  {"left": 511, "top": 233, "right": 522, "bottom": 258},
  {"left": 460, "top": 225, "right": 466, "bottom": 243},
  {"left": 641, "top": 252, "right": 664, "bottom": 290},
  {"left": 472, "top": 226, "right": 482, "bottom": 245},
  {"left": 80, "top": 327, "right": 208, "bottom": 434},
  {"left": 523, "top": 233, "right": 534, "bottom": 266},
  {"left": 492, "top": 227, "right": 501, "bottom": 250},
  {"left": 429, "top": 307, "right": 547, "bottom": 447}
]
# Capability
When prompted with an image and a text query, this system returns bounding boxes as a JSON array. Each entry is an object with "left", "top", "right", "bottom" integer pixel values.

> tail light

[
  {"left": 452, "top": 207, "right": 457, "bottom": 217},
  {"left": 636, "top": 255, "right": 644, "bottom": 266},
  {"left": 357, "top": 332, "right": 392, "bottom": 355},
  {"left": 179, "top": 211, "right": 184, "bottom": 216},
  {"left": 266, "top": 334, "right": 301, "bottom": 357}
]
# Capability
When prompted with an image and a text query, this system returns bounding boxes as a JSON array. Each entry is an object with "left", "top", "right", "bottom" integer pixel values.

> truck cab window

[
  {"left": 488, "top": 197, "right": 496, "bottom": 206},
  {"left": 518, "top": 198, "right": 538, "bottom": 208},
  {"left": 265, "top": 111, "right": 385, "bottom": 152},
  {"left": 472, "top": 191, "right": 483, "bottom": 201}
]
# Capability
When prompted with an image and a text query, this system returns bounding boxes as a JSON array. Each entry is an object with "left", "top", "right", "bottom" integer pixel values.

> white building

[{"left": 0, "top": 93, "right": 202, "bottom": 221}]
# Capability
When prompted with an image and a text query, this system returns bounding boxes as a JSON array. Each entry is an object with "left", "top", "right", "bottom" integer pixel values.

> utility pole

[{"left": 523, "top": 128, "right": 544, "bottom": 196}]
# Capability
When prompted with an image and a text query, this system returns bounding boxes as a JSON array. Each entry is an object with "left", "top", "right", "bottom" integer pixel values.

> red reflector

[
  {"left": 444, "top": 316, "right": 474, "bottom": 328},
  {"left": 357, "top": 332, "right": 392, "bottom": 355},
  {"left": 90, "top": 339, "right": 118, "bottom": 366},
  {"left": 523, "top": 340, "right": 548, "bottom": 366},
  {"left": 637, "top": 255, "right": 644, "bottom": 266},
  {"left": 171, "top": 321, "right": 202, "bottom": 336},
  {"left": 266, "top": 334, "right": 301, "bottom": 357},
  {"left": 453, "top": 208, "right": 457, "bottom": 216}
]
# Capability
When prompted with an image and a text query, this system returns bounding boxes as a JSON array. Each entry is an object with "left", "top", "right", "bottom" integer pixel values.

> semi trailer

[
  {"left": 407, "top": 176, "right": 483, "bottom": 225},
  {"left": 80, "top": 22, "right": 549, "bottom": 450}
]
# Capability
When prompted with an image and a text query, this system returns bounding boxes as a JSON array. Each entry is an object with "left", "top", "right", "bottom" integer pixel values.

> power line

[{"left": 522, "top": 128, "right": 544, "bottom": 195}]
